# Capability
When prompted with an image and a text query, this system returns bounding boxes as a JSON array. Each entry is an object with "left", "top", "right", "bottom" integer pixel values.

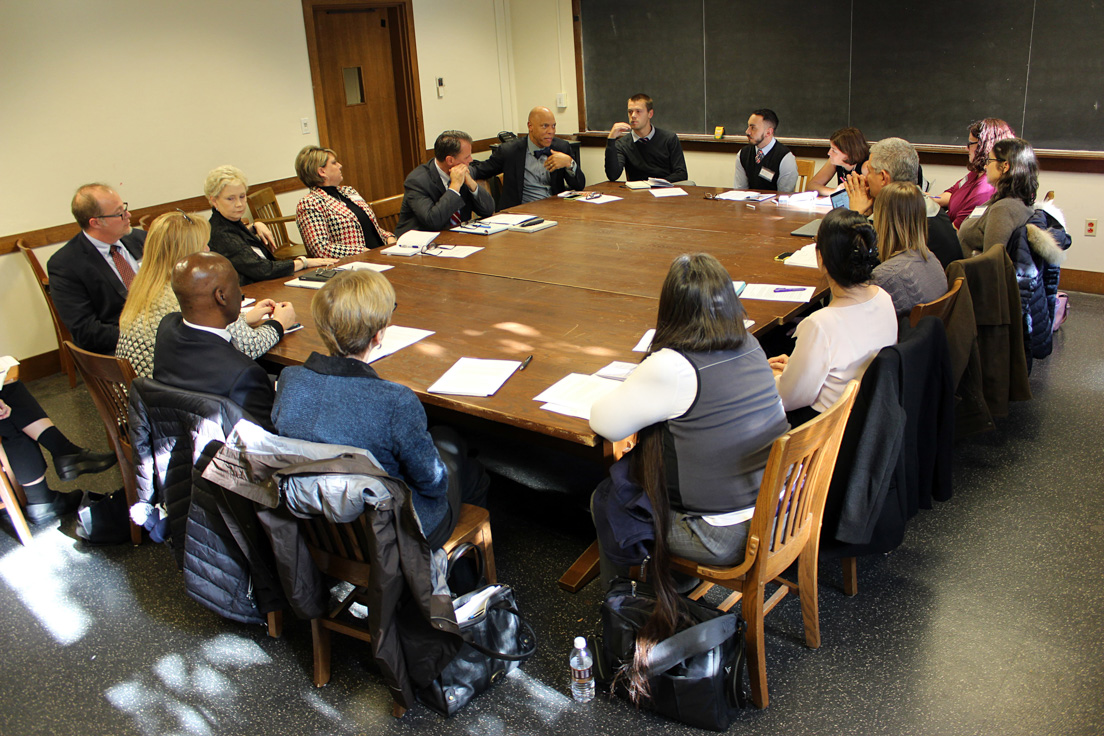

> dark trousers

[
  {"left": 424, "top": 425, "right": 490, "bottom": 549},
  {"left": 0, "top": 382, "right": 50, "bottom": 485}
]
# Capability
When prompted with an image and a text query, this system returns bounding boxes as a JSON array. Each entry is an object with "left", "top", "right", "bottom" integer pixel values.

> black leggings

[
  {"left": 0, "top": 382, "right": 50, "bottom": 485},
  {"left": 424, "top": 426, "right": 490, "bottom": 549}
]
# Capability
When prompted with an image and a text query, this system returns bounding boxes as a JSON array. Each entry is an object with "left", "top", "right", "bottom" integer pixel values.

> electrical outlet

[
  {"left": 556, "top": 92, "right": 566, "bottom": 108},
  {"left": 1087, "top": 219, "right": 1097, "bottom": 237},
  {"left": 436, "top": 77, "right": 445, "bottom": 99},
  {"left": 300, "top": 118, "right": 310, "bottom": 135}
]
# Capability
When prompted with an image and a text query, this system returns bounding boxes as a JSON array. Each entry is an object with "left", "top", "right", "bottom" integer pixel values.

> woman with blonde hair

[
  {"left": 294, "top": 146, "right": 396, "bottom": 259},
  {"left": 116, "top": 211, "right": 296, "bottom": 378},
  {"left": 206, "top": 165, "right": 335, "bottom": 285},
  {"left": 871, "top": 181, "right": 948, "bottom": 315}
]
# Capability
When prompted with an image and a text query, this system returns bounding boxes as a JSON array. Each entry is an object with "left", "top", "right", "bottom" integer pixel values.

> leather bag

[
  {"left": 416, "top": 584, "right": 537, "bottom": 716},
  {"left": 595, "top": 579, "right": 748, "bottom": 731}
]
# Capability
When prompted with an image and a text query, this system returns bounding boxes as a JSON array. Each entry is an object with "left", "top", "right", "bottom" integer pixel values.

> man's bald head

[
  {"left": 171, "top": 251, "right": 242, "bottom": 328},
  {"left": 527, "top": 106, "right": 557, "bottom": 148}
]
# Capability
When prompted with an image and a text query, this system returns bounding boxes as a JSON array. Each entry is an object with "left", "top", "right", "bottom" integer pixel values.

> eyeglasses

[
  {"left": 96, "top": 203, "right": 129, "bottom": 220},
  {"left": 176, "top": 208, "right": 191, "bottom": 222},
  {"left": 986, "top": 157, "right": 1002, "bottom": 165},
  {"left": 966, "top": 141, "right": 979, "bottom": 149}
]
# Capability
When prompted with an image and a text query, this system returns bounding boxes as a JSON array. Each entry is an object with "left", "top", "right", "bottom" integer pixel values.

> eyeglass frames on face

[{"left": 97, "top": 203, "right": 129, "bottom": 220}]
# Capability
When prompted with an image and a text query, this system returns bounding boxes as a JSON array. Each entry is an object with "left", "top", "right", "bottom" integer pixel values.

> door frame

[{"left": 301, "top": 0, "right": 426, "bottom": 180}]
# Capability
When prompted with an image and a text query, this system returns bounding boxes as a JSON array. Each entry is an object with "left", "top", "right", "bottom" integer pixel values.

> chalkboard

[{"left": 578, "top": 0, "right": 1104, "bottom": 151}]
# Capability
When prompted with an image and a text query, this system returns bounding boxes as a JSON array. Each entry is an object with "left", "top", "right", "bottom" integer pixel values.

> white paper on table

[
  {"left": 624, "top": 180, "right": 651, "bottom": 190},
  {"left": 423, "top": 245, "right": 483, "bottom": 258},
  {"left": 337, "top": 262, "right": 394, "bottom": 272},
  {"left": 812, "top": 196, "right": 833, "bottom": 206},
  {"left": 240, "top": 297, "right": 256, "bottom": 308},
  {"left": 578, "top": 194, "right": 622, "bottom": 204},
  {"left": 540, "top": 402, "right": 591, "bottom": 420},
  {"left": 533, "top": 373, "right": 622, "bottom": 418},
  {"left": 396, "top": 230, "right": 439, "bottom": 247},
  {"left": 284, "top": 277, "right": 324, "bottom": 289},
  {"left": 650, "top": 187, "right": 688, "bottom": 198},
  {"left": 0, "top": 355, "right": 19, "bottom": 385},
  {"left": 427, "top": 357, "right": 521, "bottom": 396},
  {"left": 775, "top": 191, "right": 819, "bottom": 205},
  {"left": 713, "top": 190, "right": 774, "bottom": 202},
  {"left": 784, "top": 242, "right": 819, "bottom": 269},
  {"left": 594, "top": 361, "right": 637, "bottom": 381},
  {"left": 483, "top": 213, "right": 538, "bottom": 226},
  {"left": 740, "top": 284, "right": 815, "bottom": 302},
  {"left": 452, "top": 222, "right": 509, "bottom": 235},
  {"left": 365, "top": 326, "right": 435, "bottom": 363}
]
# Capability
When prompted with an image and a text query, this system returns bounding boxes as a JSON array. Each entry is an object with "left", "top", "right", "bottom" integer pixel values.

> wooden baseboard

[
  {"left": 15, "top": 351, "right": 64, "bottom": 383},
  {"left": 1059, "top": 268, "right": 1104, "bottom": 295}
]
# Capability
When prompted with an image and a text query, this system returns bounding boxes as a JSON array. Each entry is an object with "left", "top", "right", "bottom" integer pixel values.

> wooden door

[{"left": 309, "top": 4, "right": 420, "bottom": 200}]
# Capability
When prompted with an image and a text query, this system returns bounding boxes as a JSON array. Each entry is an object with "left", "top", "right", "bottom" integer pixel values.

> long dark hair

[
  {"left": 988, "top": 138, "right": 1038, "bottom": 206},
  {"left": 621, "top": 254, "right": 747, "bottom": 703},
  {"left": 967, "top": 118, "right": 1016, "bottom": 173},
  {"left": 816, "top": 208, "right": 880, "bottom": 287}
]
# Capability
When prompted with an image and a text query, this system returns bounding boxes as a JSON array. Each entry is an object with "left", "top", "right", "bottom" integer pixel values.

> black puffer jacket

[{"left": 1006, "top": 208, "right": 1071, "bottom": 368}]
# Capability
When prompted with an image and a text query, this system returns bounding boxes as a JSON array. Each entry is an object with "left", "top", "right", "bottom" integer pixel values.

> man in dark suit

[
  {"left": 395, "top": 130, "right": 496, "bottom": 236},
  {"left": 48, "top": 183, "right": 145, "bottom": 354},
  {"left": 471, "top": 106, "right": 585, "bottom": 209},
  {"left": 153, "top": 252, "right": 276, "bottom": 432}
]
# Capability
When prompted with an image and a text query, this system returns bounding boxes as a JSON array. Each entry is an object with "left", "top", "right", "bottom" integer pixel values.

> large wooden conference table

[{"left": 245, "top": 182, "right": 830, "bottom": 453}]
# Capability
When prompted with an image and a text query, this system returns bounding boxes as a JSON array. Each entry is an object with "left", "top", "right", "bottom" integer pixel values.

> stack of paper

[
  {"left": 650, "top": 187, "right": 688, "bottom": 198},
  {"left": 625, "top": 180, "right": 651, "bottom": 190},
  {"left": 483, "top": 213, "right": 539, "bottom": 226},
  {"left": 594, "top": 361, "right": 637, "bottom": 381},
  {"left": 396, "top": 230, "right": 439, "bottom": 247},
  {"left": 365, "top": 326, "right": 435, "bottom": 363},
  {"left": 453, "top": 221, "right": 509, "bottom": 235},
  {"left": 578, "top": 193, "right": 622, "bottom": 204},
  {"left": 534, "top": 373, "right": 622, "bottom": 420},
  {"left": 713, "top": 190, "right": 775, "bottom": 202},
  {"left": 338, "top": 262, "right": 394, "bottom": 272},
  {"left": 784, "top": 243, "right": 819, "bottom": 268},
  {"left": 775, "top": 191, "right": 819, "bottom": 205},
  {"left": 422, "top": 245, "right": 483, "bottom": 258},
  {"left": 428, "top": 357, "right": 521, "bottom": 396}
]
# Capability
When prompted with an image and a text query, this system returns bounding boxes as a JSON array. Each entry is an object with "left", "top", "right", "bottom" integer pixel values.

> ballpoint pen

[
  {"left": 519, "top": 355, "right": 533, "bottom": 370},
  {"left": 773, "top": 287, "right": 805, "bottom": 293}
]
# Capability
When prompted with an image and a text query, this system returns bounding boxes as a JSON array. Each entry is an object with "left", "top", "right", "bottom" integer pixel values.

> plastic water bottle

[{"left": 570, "top": 636, "right": 595, "bottom": 703}]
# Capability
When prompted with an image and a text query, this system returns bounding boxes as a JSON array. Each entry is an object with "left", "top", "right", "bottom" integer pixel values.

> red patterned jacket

[{"left": 295, "top": 186, "right": 392, "bottom": 259}]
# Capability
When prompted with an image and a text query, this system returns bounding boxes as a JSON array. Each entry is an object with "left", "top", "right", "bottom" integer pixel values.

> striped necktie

[{"left": 110, "top": 245, "right": 136, "bottom": 289}]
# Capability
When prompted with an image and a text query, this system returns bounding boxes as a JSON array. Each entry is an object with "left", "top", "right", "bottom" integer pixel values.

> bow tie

[{"left": 533, "top": 147, "right": 551, "bottom": 158}]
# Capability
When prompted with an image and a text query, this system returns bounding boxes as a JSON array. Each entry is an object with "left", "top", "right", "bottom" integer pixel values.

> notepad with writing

[{"left": 428, "top": 357, "right": 521, "bottom": 396}]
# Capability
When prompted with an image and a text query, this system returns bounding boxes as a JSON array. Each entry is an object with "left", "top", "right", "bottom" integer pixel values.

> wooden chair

[
  {"left": 795, "top": 158, "right": 817, "bottom": 192},
  {"left": 17, "top": 241, "right": 78, "bottom": 388},
  {"left": 138, "top": 214, "right": 155, "bottom": 230},
  {"left": 369, "top": 194, "right": 404, "bottom": 234},
  {"left": 247, "top": 187, "right": 306, "bottom": 260},
  {"left": 666, "top": 381, "right": 859, "bottom": 709},
  {"left": 300, "top": 502, "right": 494, "bottom": 699},
  {"left": 64, "top": 342, "right": 142, "bottom": 544},
  {"left": 0, "top": 441, "right": 34, "bottom": 546},
  {"left": 909, "top": 276, "right": 963, "bottom": 328}
]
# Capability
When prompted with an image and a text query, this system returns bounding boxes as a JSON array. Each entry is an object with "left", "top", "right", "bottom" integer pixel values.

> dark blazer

[
  {"left": 470, "top": 137, "right": 585, "bottom": 210},
  {"left": 153, "top": 313, "right": 276, "bottom": 432},
  {"left": 395, "top": 159, "right": 496, "bottom": 236},
  {"left": 208, "top": 210, "right": 294, "bottom": 286},
  {"left": 48, "top": 228, "right": 146, "bottom": 354}
]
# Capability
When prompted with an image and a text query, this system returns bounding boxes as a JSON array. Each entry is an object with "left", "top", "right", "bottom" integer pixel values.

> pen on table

[
  {"left": 519, "top": 355, "right": 533, "bottom": 370},
  {"left": 773, "top": 287, "right": 805, "bottom": 293},
  {"left": 468, "top": 222, "right": 490, "bottom": 228}
]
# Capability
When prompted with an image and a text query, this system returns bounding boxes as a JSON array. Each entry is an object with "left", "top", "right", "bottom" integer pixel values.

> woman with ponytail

[
  {"left": 590, "top": 253, "right": 789, "bottom": 702},
  {"left": 769, "top": 207, "right": 897, "bottom": 425}
]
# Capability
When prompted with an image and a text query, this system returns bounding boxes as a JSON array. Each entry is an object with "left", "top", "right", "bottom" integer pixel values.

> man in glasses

[{"left": 48, "top": 183, "right": 146, "bottom": 354}]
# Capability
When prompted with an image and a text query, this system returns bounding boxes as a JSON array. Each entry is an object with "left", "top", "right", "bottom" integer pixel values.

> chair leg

[
  {"left": 798, "top": 551, "right": 821, "bottom": 649},
  {"left": 62, "top": 349, "right": 77, "bottom": 389},
  {"left": 841, "top": 557, "right": 858, "bottom": 596},
  {"left": 0, "top": 478, "right": 33, "bottom": 546},
  {"left": 558, "top": 539, "right": 600, "bottom": 593},
  {"left": 479, "top": 520, "right": 497, "bottom": 584},
  {"left": 266, "top": 610, "right": 283, "bottom": 639},
  {"left": 311, "top": 619, "right": 331, "bottom": 687},
  {"left": 741, "top": 582, "right": 769, "bottom": 709}
]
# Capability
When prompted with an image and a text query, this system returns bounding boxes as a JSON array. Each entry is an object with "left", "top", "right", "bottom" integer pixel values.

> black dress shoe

[
  {"left": 53, "top": 448, "right": 117, "bottom": 481},
  {"left": 26, "top": 490, "right": 84, "bottom": 525}
]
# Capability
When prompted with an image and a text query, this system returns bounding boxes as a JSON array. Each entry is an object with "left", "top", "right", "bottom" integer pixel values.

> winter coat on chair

[{"left": 1006, "top": 207, "right": 1071, "bottom": 369}]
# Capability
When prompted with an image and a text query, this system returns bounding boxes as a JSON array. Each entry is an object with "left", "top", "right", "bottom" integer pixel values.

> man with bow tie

[
  {"left": 471, "top": 106, "right": 585, "bottom": 209},
  {"left": 49, "top": 183, "right": 146, "bottom": 354},
  {"left": 604, "top": 94, "right": 688, "bottom": 184},
  {"left": 733, "top": 108, "right": 798, "bottom": 193}
]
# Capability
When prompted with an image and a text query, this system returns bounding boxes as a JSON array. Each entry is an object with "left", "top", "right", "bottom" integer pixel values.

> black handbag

[
  {"left": 446, "top": 541, "right": 487, "bottom": 597},
  {"left": 417, "top": 584, "right": 537, "bottom": 716},
  {"left": 75, "top": 489, "right": 132, "bottom": 545},
  {"left": 595, "top": 579, "right": 748, "bottom": 731}
]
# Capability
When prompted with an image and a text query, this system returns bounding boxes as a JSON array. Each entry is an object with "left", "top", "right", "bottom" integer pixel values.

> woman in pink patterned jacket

[{"left": 294, "top": 146, "right": 397, "bottom": 259}]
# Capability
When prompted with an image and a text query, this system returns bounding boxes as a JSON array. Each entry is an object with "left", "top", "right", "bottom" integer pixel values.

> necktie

[
  {"left": 755, "top": 148, "right": 763, "bottom": 165},
  {"left": 533, "top": 147, "right": 551, "bottom": 158},
  {"left": 449, "top": 210, "right": 462, "bottom": 227},
  {"left": 110, "top": 245, "right": 136, "bottom": 290}
]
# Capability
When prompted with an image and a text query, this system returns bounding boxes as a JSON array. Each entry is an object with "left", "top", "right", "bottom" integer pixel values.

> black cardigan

[{"left": 208, "top": 210, "right": 294, "bottom": 285}]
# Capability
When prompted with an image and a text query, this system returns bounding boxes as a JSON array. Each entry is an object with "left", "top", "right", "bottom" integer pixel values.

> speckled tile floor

[{"left": 1, "top": 294, "right": 1102, "bottom": 736}]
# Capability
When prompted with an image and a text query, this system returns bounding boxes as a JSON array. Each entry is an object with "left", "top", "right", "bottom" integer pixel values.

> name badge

[
  {"left": 969, "top": 205, "right": 988, "bottom": 219},
  {"left": 758, "top": 166, "right": 776, "bottom": 181}
]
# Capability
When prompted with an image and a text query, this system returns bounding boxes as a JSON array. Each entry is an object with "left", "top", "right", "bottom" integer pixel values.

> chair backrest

[
  {"left": 18, "top": 241, "right": 78, "bottom": 386},
  {"left": 300, "top": 513, "right": 375, "bottom": 586},
  {"left": 369, "top": 194, "right": 404, "bottom": 233},
  {"left": 65, "top": 341, "right": 137, "bottom": 473},
  {"left": 749, "top": 381, "right": 859, "bottom": 580},
  {"left": 910, "top": 276, "right": 964, "bottom": 328},
  {"left": 795, "top": 158, "right": 817, "bottom": 192},
  {"left": 247, "top": 187, "right": 293, "bottom": 248}
]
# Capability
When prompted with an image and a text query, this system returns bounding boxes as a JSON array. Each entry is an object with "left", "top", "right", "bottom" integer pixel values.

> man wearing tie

[
  {"left": 733, "top": 109, "right": 798, "bottom": 193},
  {"left": 604, "top": 94, "right": 688, "bottom": 184},
  {"left": 49, "top": 183, "right": 145, "bottom": 354},
  {"left": 396, "top": 130, "right": 496, "bottom": 235},
  {"left": 471, "top": 106, "right": 585, "bottom": 209}
]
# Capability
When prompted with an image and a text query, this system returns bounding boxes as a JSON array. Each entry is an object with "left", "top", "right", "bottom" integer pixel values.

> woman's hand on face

[
  {"left": 252, "top": 221, "right": 277, "bottom": 251},
  {"left": 844, "top": 171, "right": 873, "bottom": 216},
  {"left": 243, "top": 299, "right": 276, "bottom": 326}
]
